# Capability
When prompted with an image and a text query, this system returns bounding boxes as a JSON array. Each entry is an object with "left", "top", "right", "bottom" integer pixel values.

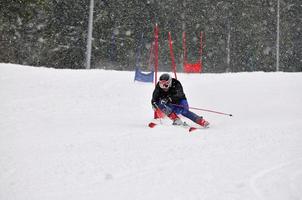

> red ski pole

[{"left": 171, "top": 103, "right": 233, "bottom": 117}]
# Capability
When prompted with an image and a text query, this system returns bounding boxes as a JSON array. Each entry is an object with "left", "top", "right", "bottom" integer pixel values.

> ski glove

[
  {"left": 152, "top": 101, "right": 159, "bottom": 110},
  {"left": 160, "top": 97, "right": 172, "bottom": 105}
]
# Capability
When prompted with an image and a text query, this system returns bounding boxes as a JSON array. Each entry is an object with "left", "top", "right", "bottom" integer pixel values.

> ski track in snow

[{"left": 249, "top": 157, "right": 302, "bottom": 200}]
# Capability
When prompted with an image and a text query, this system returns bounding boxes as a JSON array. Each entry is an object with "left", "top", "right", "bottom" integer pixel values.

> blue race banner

[{"left": 134, "top": 68, "right": 154, "bottom": 83}]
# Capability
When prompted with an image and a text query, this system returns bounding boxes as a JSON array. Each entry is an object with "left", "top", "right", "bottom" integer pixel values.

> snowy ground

[{"left": 0, "top": 63, "right": 302, "bottom": 200}]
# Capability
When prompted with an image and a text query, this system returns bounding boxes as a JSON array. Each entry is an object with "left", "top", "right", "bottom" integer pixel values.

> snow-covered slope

[{"left": 1, "top": 63, "right": 302, "bottom": 200}]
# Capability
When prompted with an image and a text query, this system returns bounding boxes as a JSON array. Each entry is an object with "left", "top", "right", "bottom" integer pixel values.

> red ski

[
  {"left": 148, "top": 122, "right": 157, "bottom": 128},
  {"left": 189, "top": 127, "right": 198, "bottom": 132},
  {"left": 148, "top": 121, "right": 205, "bottom": 132}
]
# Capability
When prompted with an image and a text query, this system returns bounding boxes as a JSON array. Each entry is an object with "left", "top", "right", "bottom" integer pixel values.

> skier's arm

[
  {"left": 170, "top": 81, "right": 186, "bottom": 103},
  {"left": 151, "top": 84, "right": 161, "bottom": 108}
]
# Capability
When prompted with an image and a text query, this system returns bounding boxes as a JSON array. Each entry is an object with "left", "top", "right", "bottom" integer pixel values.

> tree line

[{"left": 1, "top": 0, "right": 301, "bottom": 72}]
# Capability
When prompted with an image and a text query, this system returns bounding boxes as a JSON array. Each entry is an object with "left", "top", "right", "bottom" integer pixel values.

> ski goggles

[{"left": 159, "top": 80, "right": 171, "bottom": 89}]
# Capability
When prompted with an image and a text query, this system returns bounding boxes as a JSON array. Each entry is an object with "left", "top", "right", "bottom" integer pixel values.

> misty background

[{"left": 1, "top": 0, "right": 301, "bottom": 72}]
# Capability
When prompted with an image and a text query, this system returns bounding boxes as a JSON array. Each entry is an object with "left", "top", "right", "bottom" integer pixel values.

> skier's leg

[
  {"left": 181, "top": 108, "right": 201, "bottom": 123},
  {"left": 157, "top": 101, "right": 183, "bottom": 125},
  {"left": 181, "top": 109, "right": 209, "bottom": 127},
  {"left": 179, "top": 100, "right": 210, "bottom": 127}
]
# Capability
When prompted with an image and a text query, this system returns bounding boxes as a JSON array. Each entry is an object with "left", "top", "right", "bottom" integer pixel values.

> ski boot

[
  {"left": 196, "top": 117, "right": 210, "bottom": 128},
  {"left": 168, "top": 112, "right": 184, "bottom": 126}
]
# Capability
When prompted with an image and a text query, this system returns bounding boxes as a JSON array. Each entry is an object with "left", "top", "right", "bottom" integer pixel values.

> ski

[
  {"left": 189, "top": 127, "right": 197, "bottom": 132},
  {"left": 182, "top": 122, "right": 203, "bottom": 132},
  {"left": 148, "top": 122, "right": 157, "bottom": 128},
  {"left": 148, "top": 121, "right": 205, "bottom": 132},
  {"left": 188, "top": 126, "right": 206, "bottom": 132}
]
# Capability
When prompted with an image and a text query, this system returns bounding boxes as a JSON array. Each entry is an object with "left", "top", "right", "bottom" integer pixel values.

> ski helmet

[{"left": 159, "top": 73, "right": 172, "bottom": 90}]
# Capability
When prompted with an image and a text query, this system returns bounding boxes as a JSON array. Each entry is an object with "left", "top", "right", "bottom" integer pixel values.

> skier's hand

[
  {"left": 152, "top": 101, "right": 159, "bottom": 110},
  {"left": 160, "top": 97, "right": 172, "bottom": 105}
]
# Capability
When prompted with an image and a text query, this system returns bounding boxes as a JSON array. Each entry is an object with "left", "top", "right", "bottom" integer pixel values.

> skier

[{"left": 151, "top": 73, "right": 209, "bottom": 128}]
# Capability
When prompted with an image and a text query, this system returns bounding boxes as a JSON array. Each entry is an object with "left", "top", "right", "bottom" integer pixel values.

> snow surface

[{"left": 1, "top": 63, "right": 302, "bottom": 200}]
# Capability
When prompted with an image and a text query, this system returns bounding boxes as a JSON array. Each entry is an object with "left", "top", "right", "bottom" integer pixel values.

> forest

[{"left": 1, "top": 0, "right": 301, "bottom": 72}]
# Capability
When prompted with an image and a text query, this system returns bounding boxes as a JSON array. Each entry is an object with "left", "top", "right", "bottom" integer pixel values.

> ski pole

[{"left": 170, "top": 103, "right": 233, "bottom": 117}]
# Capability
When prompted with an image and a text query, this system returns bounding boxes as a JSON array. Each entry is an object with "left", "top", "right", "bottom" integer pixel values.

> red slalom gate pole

[
  {"left": 154, "top": 24, "right": 159, "bottom": 87},
  {"left": 168, "top": 32, "right": 177, "bottom": 80},
  {"left": 170, "top": 103, "right": 233, "bottom": 117}
]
